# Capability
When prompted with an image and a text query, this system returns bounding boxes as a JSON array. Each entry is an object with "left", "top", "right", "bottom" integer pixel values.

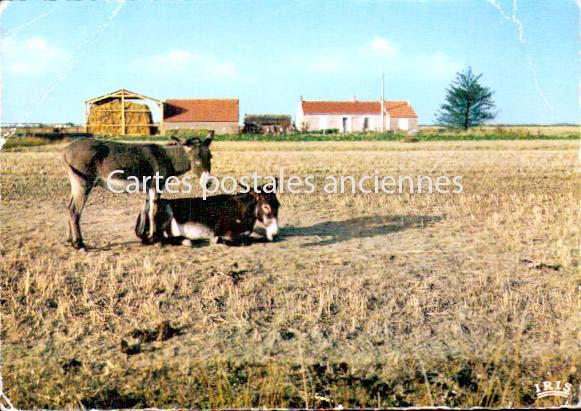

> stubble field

[{"left": 1, "top": 140, "right": 579, "bottom": 408}]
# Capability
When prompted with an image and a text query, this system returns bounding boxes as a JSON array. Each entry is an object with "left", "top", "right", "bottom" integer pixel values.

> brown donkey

[{"left": 62, "top": 132, "right": 213, "bottom": 250}]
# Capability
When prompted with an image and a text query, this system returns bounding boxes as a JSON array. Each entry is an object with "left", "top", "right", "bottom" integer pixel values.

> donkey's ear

[
  {"left": 204, "top": 130, "right": 214, "bottom": 146},
  {"left": 170, "top": 136, "right": 183, "bottom": 145},
  {"left": 249, "top": 186, "right": 263, "bottom": 198}
]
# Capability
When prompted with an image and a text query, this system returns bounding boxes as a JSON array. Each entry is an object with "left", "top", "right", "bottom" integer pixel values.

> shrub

[
  {"left": 400, "top": 135, "right": 420, "bottom": 143},
  {"left": 301, "top": 129, "right": 340, "bottom": 135},
  {"left": 164, "top": 128, "right": 212, "bottom": 138}
]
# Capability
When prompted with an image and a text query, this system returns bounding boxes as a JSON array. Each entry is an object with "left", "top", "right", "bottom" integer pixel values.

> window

[
  {"left": 363, "top": 117, "right": 369, "bottom": 132},
  {"left": 342, "top": 117, "right": 348, "bottom": 133}
]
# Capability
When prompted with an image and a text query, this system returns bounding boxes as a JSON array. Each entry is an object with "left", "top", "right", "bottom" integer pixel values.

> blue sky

[{"left": 1, "top": 0, "right": 578, "bottom": 125}]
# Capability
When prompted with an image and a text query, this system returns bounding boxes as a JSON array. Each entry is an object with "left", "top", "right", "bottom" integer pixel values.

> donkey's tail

[{"left": 62, "top": 151, "right": 92, "bottom": 181}]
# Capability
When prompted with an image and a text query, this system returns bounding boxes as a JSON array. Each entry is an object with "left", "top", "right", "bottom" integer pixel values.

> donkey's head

[
  {"left": 171, "top": 130, "right": 214, "bottom": 187},
  {"left": 250, "top": 187, "right": 280, "bottom": 241}
]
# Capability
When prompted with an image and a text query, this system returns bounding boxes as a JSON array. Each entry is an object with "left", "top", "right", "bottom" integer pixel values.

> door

[{"left": 342, "top": 117, "right": 352, "bottom": 133}]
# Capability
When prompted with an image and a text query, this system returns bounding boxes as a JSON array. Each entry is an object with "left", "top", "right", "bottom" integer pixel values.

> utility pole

[
  {"left": 121, "top": 90, "right": 126, "bottom": 136},
  {"left": 380, "top": 74, "right": 385, "bottom": 132}
]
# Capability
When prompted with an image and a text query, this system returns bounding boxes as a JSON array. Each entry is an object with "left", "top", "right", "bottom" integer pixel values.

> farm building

[
  {"left": 163, "top": 99, "right": 240, "bottom": 135},
  {"left": 296, "top": 97, "right": 418, "bottom": 133},
  {"left": 85, "top": 89, "right": 163, "bottom": 135},
  {"left": 243, "top": 114, "right": 292, "bottom": 134}
]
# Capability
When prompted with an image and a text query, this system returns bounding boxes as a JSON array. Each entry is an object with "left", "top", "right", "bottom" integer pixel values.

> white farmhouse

[{"left": 296, "top": 97, "right": 418, "bottom": 133}]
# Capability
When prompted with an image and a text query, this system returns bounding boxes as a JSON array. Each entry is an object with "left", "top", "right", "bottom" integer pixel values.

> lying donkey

[
  {"left": 135, "top": 187, "right": 280, "bottom": 245},
  {"left": 63, "top": 131, "right": 213, "bottom": 250}
]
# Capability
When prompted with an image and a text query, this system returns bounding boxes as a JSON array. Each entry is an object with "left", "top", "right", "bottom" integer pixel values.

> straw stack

[{"left": 87, "top": 100, "right": 153, "bottom": 135}]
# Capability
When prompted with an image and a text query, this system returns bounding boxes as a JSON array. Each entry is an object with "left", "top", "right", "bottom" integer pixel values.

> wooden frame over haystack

[{"left": 85, "top": 89, "right": 164, "bottom": 135}]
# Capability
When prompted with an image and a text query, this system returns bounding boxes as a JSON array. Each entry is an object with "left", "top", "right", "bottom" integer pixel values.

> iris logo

[{"left": 534, "top": 381, "right": 574, "bottom": 399}]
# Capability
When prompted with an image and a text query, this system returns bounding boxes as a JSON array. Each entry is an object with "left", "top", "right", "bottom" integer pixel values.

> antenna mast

[{"left": 381, "top": 74, "right": 385, "bottom": 132}]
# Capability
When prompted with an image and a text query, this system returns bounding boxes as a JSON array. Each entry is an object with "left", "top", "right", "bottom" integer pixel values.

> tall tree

[{"left": 436, "top": 67, "right": 496, "bottom": 129}]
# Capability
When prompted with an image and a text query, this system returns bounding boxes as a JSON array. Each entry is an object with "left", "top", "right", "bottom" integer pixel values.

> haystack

[{"left": 87, "top": 100, "right": 153, "bottom": 135}]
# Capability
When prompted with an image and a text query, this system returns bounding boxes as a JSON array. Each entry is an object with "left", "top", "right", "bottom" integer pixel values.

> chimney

[
  {"left": 300, "top": 95, "right": 304, "bottom": 102},
  {"left": 353, "top": 95, "right": 357, "bottom": 102}
]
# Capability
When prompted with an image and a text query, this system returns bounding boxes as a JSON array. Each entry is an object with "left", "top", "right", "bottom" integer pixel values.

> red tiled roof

[
  {"left": 301, "top": 100, "right": 417, "bottom": 118},
  {"left": 164, "top": 99, "right": 239, "bottom": 122},
  {"left": 384, "top": 101, "right": 417, "bottom": 118}
]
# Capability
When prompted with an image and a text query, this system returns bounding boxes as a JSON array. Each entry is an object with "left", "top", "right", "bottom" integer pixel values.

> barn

[
  {"left": 85, "top": 89, "right": 164, "bottom": 136},
  {"left": 243, "top": 114, "right": 292, "bottom": 134},
  {"left": 163, "top": 99, "right": 240, "bottom": 135},
  {"left": 296, "top": 98, "right": 418, "bottom": 133}
]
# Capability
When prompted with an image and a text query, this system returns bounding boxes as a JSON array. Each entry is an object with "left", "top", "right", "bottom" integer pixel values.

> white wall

[
  {"left": 295, "top": 102, "right": 305, "bottom": 131},
  {"left": 301, "top": 113, "right": 388, "bottom": 132}
]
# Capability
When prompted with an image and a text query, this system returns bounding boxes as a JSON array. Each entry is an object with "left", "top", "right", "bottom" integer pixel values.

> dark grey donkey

[
  {"left": 62, "top": 131, "right": 213, "bottom": 250},
  {"left": 135, "top": 188, "right": 280, "bottom": 246}
]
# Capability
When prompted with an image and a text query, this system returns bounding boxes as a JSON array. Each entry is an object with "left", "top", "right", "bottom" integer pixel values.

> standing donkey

[{"left": 62, "top": 131, "right": 213, "bottom": 250}]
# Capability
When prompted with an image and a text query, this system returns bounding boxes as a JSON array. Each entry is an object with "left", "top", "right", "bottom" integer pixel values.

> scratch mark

[
  {"left": 33, "top": 0, "right": 126, "bottom": 108},
  {"left": 0, "top": 2, "right": 60, "bottom": 149},
  {"left": 486, "top": 0, "right": 555, "bottom": 122},
  {"left": 0, "top": 0, "right": 8, "bottom": 150},
  {"left": 511, "top": 0, "right": 525, "bottom": 44},
  {"left": 3, "top": 5, "right": 58, "bottom": 39},
  {"left": 578, "top": 0, "right": 581, "bottom": 48},
  {"left": 525, "top": 53, "right": 556, "bottom": 122},
  {"left": 487, "top": 0, "right": 525, "bottom": 43},
  {"left": 0, "top": 0, "right": 126, "bottom": 142},
  {"left": 0, "top": 5, "right": 14, "bottom": 407},
  {"left": 577, "top": 0, "right": 580, "bottom": 184}
]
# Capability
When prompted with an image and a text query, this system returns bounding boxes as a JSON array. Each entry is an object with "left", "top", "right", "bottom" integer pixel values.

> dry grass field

[{"left": 1, "top": 140, "right": 579, "bottom": 408}]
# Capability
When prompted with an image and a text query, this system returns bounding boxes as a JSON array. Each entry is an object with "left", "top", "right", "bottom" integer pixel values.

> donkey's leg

[
  {"left": 66, "top": 169, "right": 94, "bottom": 250},
  {"left": 67, "top": 195, "right": 74, "bottom": 243},
  {"left": 65, "top": 166, "right": 77, "bottom": 244},
  {"left": 146, "top": 187, "right": 161, "bottom": 242},
  {"left": 135, "top": 198, "right": 150, "bottom": 242},
  {"left": 70, "top": 183, "right": 94, "bottom": 250}
]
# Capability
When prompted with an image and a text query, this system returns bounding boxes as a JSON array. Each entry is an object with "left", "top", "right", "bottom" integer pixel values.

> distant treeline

[
  {"left": 3, "top": 127, "right": 577, "bottom": 150},
  {"left": 94, "top": 132, "right": 578, "bottom": 143}
]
